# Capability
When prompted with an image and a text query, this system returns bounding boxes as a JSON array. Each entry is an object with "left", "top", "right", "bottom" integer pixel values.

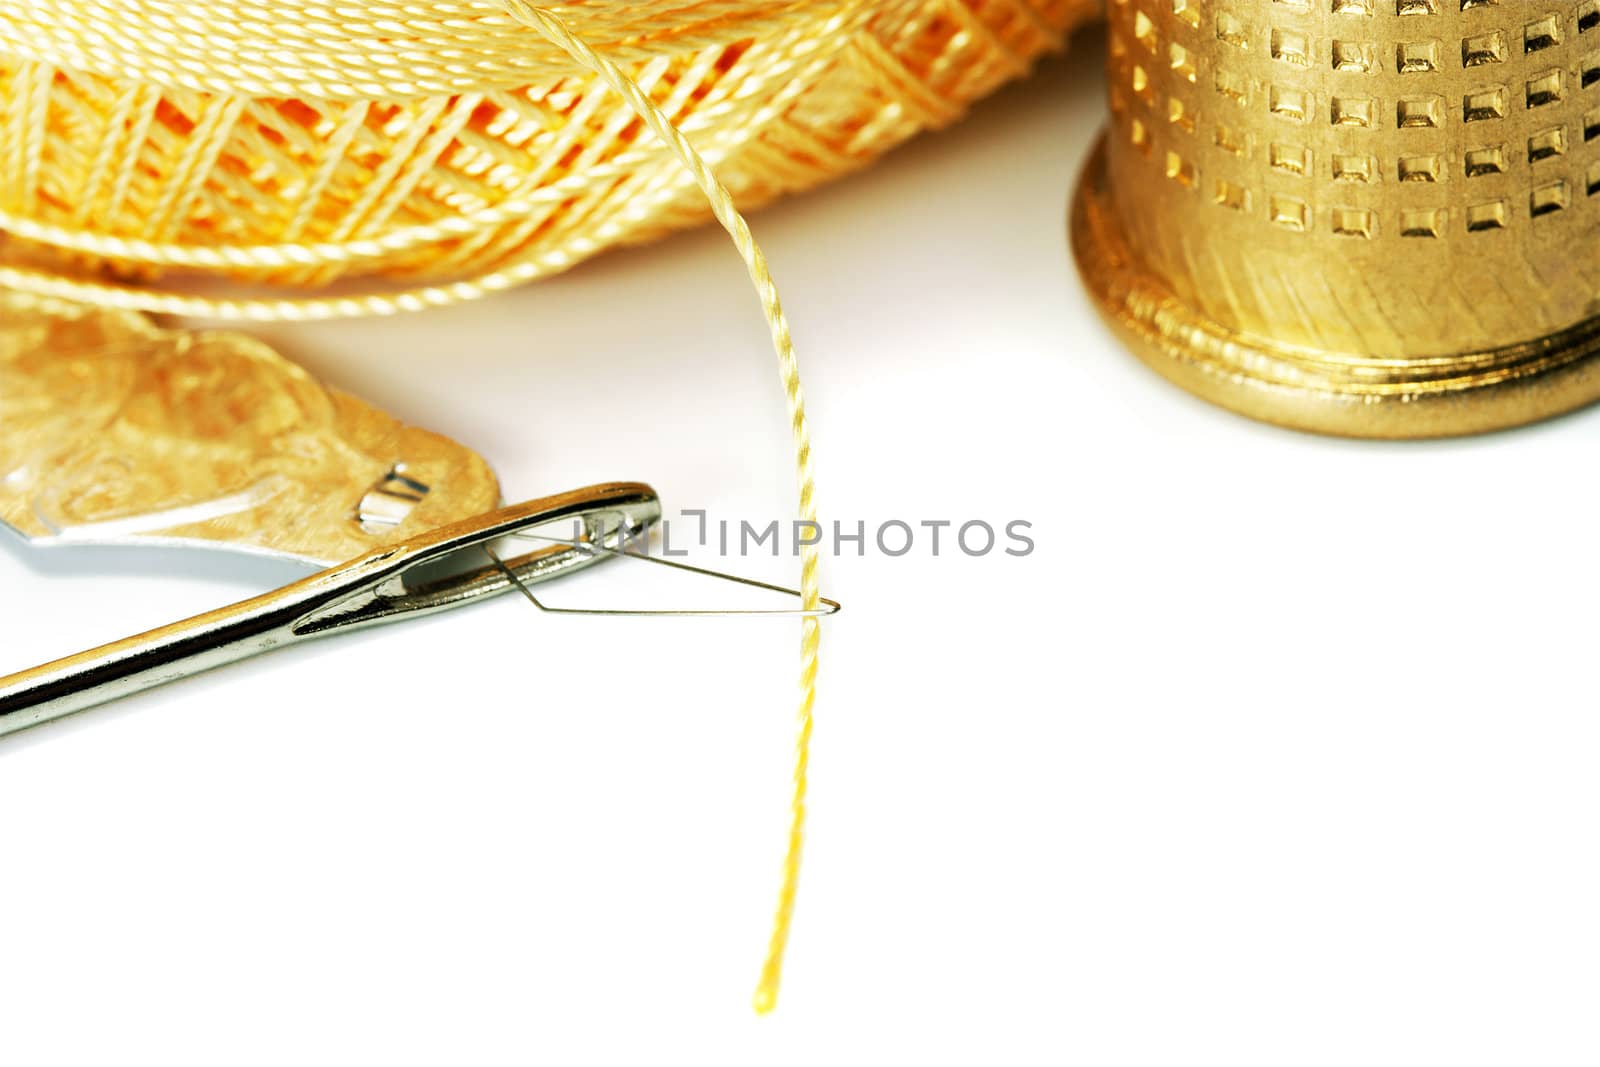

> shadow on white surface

[
  {"left": 3, "top": 30, "right": 1600, "bottom": 1066},
  {"left": 0, "top": 524, "right": 311, "bottom": 588}
]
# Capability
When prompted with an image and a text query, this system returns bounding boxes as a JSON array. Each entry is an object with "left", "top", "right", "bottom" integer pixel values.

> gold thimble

[{"left": 1071, "top": 0, "right": 1600, "bottom": 437}]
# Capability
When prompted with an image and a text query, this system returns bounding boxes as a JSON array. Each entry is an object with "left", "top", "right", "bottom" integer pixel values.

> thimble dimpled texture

[{"left": 1102, "top": 0, "right": 1600, "bottom": 360}]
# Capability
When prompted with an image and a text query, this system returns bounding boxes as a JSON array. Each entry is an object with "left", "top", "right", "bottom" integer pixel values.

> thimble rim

[{"left": 1070, "top": 135, "right": 1600, "bottom": 440}]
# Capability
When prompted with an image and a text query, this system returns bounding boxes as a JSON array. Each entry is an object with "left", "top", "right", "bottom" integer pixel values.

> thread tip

[{"left": 751, "top": 984, "right": 779, "bottom": 1015}]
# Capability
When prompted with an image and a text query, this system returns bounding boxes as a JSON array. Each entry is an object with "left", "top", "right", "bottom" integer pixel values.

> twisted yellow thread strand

[
  {"left": 0, "top": 0, "right": 1090, "bottom": 1009},
  {"left": 0, "top": 0, "right": 858, "bottom": 99},
  {"left": 500, "top": 0, "right": 821, "bottom": 1014},
  {"left": 0, "top": 0, "right": 1081, "bottom": 300}
]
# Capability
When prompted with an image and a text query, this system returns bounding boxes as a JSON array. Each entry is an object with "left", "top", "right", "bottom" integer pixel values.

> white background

[{"left": 4, "top": 32, "right": 1599, "bottom": 1064}]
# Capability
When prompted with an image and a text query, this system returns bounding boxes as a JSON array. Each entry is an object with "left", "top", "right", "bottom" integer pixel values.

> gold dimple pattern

[{"left": 1102, "top": 0, "right": 1600, "bottom": 357}]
